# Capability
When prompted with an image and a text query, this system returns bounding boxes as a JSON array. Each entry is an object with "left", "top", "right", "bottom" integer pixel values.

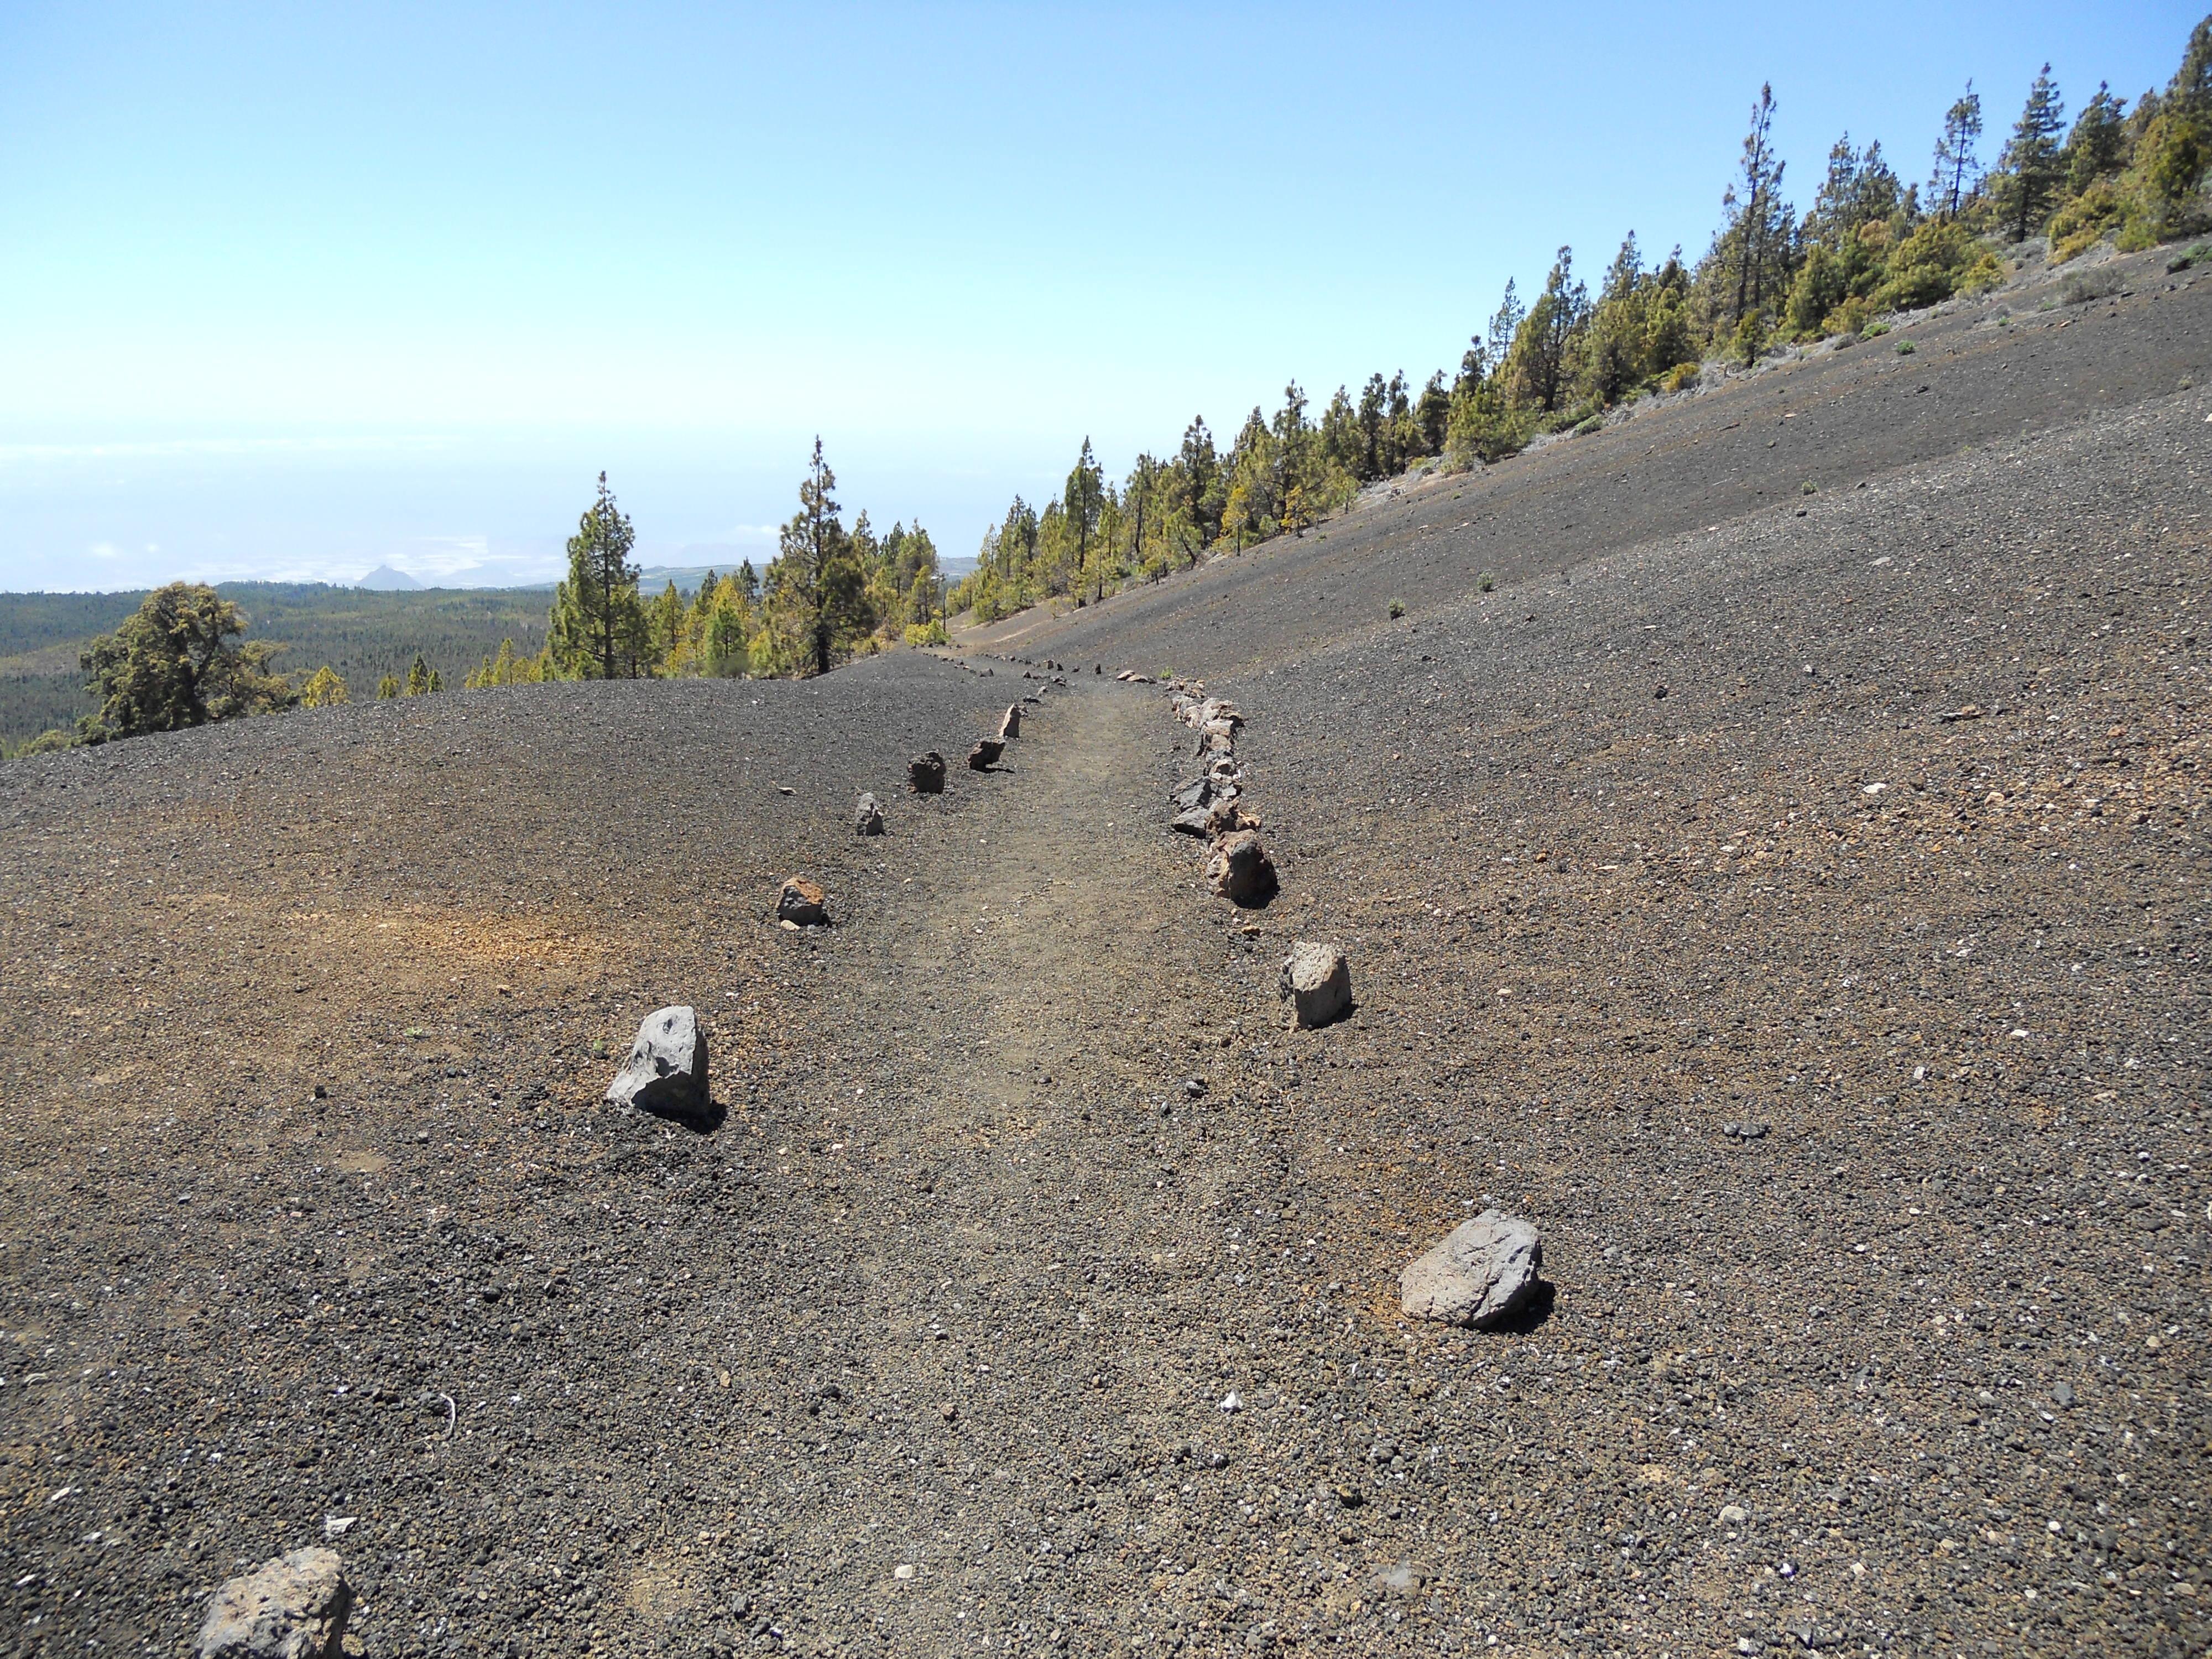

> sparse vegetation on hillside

[{"left": 947, "top": 17, "right": 2212, "bottom": 625}]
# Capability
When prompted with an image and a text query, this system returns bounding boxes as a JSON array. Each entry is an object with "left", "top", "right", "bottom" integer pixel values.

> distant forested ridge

[
  {"left": 0, "top": 584, "right": 550, "bottom": 750},
  {"left": 949, "top": 16, "right": 2212, "bottom": 623}
]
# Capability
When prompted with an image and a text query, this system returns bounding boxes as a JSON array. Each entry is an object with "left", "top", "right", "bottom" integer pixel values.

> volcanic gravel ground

[{"left": 0, "top": 243, "right": 2206, "bottom": 1659}]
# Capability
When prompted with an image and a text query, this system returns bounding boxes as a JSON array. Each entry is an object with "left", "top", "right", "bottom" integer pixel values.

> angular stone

[
  {"left": 998, "top": 704, "right": 1021, "bottom": 740},
  {"left": 778, "top": 877, "right": 828, "bottom": 926},
  {"left": 1206, "top": 830, "right": 1276, "bottom": 905},
  {"left": 967, "top": 739, "right": 1005, "bottom": 770},
  {"left": 606, "top": 1005, "right": 709, "bottom": 1119},
  {"left": 1171, "top": 806, "right": 1216, "bottom": 837},
  {"left": 197, "top": 1548, "right": 352, "bottom": 1659},
  {"left": 1278, "top": 941, "right": 1351, "bottom": 1027},
  {"left": 1399, "top": 1210, "right": 1542, "bottom": 1328},
  {"left": 854, "top": 792, "right": 885, "bottom": 836},
  {"left": 907, "top": 752, "right": 946, "bottom": 793},
  {"left": 1170, "top": 779, "right": 1212, "bottom": 811}
]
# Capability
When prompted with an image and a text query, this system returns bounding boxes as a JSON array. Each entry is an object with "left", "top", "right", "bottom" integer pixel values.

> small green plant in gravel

[
  {"left": 1896, "top": 339, "right": 1917, "bottom": 354},
  {"left": 1478, "top": 573, "right": 1495, "bottom": 592},
  {"left": 1389, "top": 599, "right": 1407, "bottom": 619},
  {"left": 1801, "top": 481, "right": 1818, "bottom": 495},
  {"left": 1864, "top": 320, "right": 1890, "bottom": 337}
]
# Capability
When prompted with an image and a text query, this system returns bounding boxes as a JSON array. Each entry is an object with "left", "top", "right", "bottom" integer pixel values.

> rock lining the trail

[
  {"left": 1399, "top": 1210, "right": 1543, "bottom": 1328},
  {"left": 606, "top": 1005, "right": 709, "bottom": 1120},
  {"left": 1205, "top": 829, "right": 1277, "bottom": 904},
  {"left": 998, "top": 705, "right": 1021, "bottom": 740},
  {"left": 196, "top": 1547, "right": 352, "bottom": 1659},
  {"left": 854, "top": 791, "right": 885, "bottom": 835},
  {"left": 778, "top": 875, "right": 829, "bottom": 926},
  {"left": 907, "top": 752, "right": 946, "bottom": 792},
  {"left": 968, "top": 739, "right": 1005, "bottom": 770},
  {"left": 1279, "top": 941, "right": 1352, "bottom": 1027}
]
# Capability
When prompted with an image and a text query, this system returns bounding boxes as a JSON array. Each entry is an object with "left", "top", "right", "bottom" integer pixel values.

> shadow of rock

[
  {"left": 1491, "top": 1280, "right": 1557, "bottom": 1334},
  {"left": 644, "top": 1098, "right": 727, "bottom": 1135}
]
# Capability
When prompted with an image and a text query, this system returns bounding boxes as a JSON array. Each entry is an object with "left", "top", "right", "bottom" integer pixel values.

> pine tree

[
  {"left": 769, "top": 438, "right": 873, "bottom": 677},
  {"left": 2139, "top": 19, "right": 2212, "bottom": 216},
  {"left": 1355, "top": 374, "right": 1387, "bottom": 481},
  {"left": 76, "top": 582, "right": 291, "bottom": 742},
  {"left": 1718, "top": 85, "right": 1792, "bottom": 325},
  {"left": 1065, "top": 438, "right": 1105, "bottom": 596},
  {"left": 1413, "top": 371, "right": 1451, "bottom": 457},
  {"left": 548, "top": 472, "right": 649, "bottom": 679},
  {"left": 1485, "top": 280, "right": 1524, "bottom": 368},
  {"left": 1173, "top": 418, "right": 1222, "bottom": 553},
  {"left": 1930, "top": 82, "right": 1985, "bottom": 221},
  {"left": 1506, "top": 248, "right": 1589, "bottom": 413},
  {"left": 1999, "top": 65, "right": 2067, "bottom": 239},
  {"left": 2063, "top": 84, "right": 2130, "bottom": 199},
  {"left": 1583, "top": 232, "right": 1648, "bottom": 404},
  {"left": 376, "top": 675, "right": 400, "bottom": 700},
  {"left": 404, "top": 654, "right": 432, "bottom": 696},
  {"left": 648, "top": 580, "right": 685, "bottom": 672},
  {"left": 300, "top": 666, "right": 349, "bottom": 708}
]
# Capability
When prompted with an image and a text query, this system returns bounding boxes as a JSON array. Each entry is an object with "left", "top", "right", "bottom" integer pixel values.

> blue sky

[{"left": 0, "top": 1, "right": 2196, "bottom": 589}]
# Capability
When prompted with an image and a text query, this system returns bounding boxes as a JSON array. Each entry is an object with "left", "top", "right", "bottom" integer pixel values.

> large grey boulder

[
  {"left": 854, "top": 792, "right": 885, "bottom": 836},
  {"left": 1400, "top": 1211, "right": 1542, "bottom": 1328},
  {"left": 606, "top": 1006, "right": 709, "bottom": 1119},
  {"left": 197, "top": 1548, "right": 351, "bottom": 1659},
  {"left": 1278, "top": 942, "right": 1351, "bottom": 1027},
  {"left": 1206, "top": 830, "right": 1276, "bottom": 905}
]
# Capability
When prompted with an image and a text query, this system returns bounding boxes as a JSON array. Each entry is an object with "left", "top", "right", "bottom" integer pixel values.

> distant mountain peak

[{"left": 357, "top": 564, "right": 424, "bottom": 591}]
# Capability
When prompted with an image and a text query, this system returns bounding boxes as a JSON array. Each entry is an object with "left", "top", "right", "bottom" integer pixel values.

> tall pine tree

[
  {"left": 769, "top": 439, "right": 873, "bottom": 677},
  {"left": 1930, "top": 82, "right": 1985, "bottom": 220},
  {"left": 1999, "top": 65, "right": 2067, "bottom": 239},
  {"left": 549, "top": 472, "right": 649, "bottom": 679}
]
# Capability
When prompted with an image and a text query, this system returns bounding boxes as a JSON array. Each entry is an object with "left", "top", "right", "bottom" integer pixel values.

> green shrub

[
  {"left": 14, "top": 727, "right": 80, "bottom": 757},
  {"left": 1658, "top": 361, "right": 1700, "bottom": 394},
  {"left": 1477, "top": 572, "right": 1496, "bottom": 592},
  {"left": 1388, "top": 598, "right": 1407, "bottom": 620},
  {"left": 2049, "top": 180, "right": 2127, "bottom": 262},
  {"left": 1572, "top": 413, "right": 1605, "bottom": 437},
  {"left": 1863, "top": 320, "right": 1890, "bottom": 337},
  {"left": 1869, "top": 219, "right": 1990, "bottom": 312},
  {"left": 1896, "top": 339, "right": 1917, "bottom": 354},
  {"left": 1821, "top": 294, "right": 1876, "bottom": 338}
]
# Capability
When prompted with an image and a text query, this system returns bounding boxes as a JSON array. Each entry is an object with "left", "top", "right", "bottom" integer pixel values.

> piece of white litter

[
  {"left": 1862, "top": 782, "right": 1887, "bottom": 796},
  {"left": 324, "top": 1516, "right": 357, "bottom": 1538},
  {"left": 894, "top": 1564, "right": 916, "bottom": 1580},
  {"left": 1218, "top": 1390, "right": 1242, "bottom": 1412}
]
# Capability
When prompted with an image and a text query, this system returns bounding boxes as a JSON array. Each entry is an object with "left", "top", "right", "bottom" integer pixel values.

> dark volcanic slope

[
  {"left": 0, "top": 244, "right": 2206, "bottom": 1659},
  {"left": 964, "top": 246, "right": 2209, "bottom": 1656},
  {"left": 972, "top": 246, "right": 2212, "bottom": 680}
]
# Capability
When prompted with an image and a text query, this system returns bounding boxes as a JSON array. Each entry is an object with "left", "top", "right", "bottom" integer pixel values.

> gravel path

[{"left": 1, "top": 244, "right": 2206, "bottom": 1659}]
